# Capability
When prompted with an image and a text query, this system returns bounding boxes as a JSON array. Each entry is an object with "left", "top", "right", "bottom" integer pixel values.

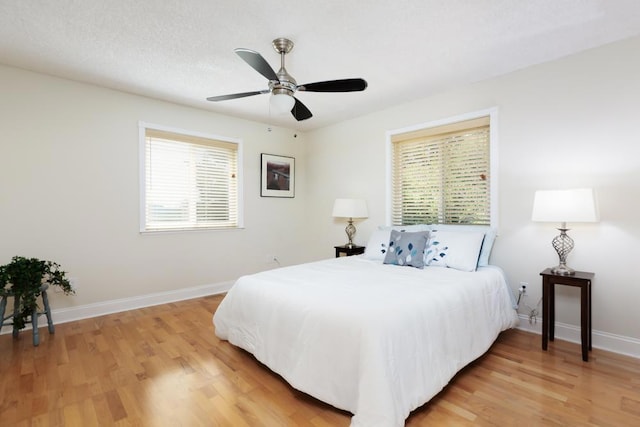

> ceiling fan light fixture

[{"left": 270, "top": 89, "right": 295, "bottom": 114}]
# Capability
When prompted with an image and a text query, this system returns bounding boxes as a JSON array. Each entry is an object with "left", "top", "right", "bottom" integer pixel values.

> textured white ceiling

[{"left": 1, "top": 0, "right": 640, "bottom": 130}]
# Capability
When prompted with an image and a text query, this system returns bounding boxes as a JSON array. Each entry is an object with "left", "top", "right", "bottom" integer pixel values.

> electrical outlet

[
  {"left": 519, "top": 282, "right": 528, "bottom": 294},
  {"left": 265, "top": 255, "right": 279, "bottom": 264}
]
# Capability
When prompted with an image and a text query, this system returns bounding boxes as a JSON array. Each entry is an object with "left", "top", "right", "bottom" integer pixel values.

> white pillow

[
  {"left": 424, "top": 230, "right": 485, "bottom": 272},
  {"left": 364, "top": 228, "right": 392, "bottom": 261},
  {"left": 428, "top": 224, "right": 497, "bottom": 267}
]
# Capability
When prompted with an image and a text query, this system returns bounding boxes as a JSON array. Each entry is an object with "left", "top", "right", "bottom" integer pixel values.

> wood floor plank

[{"left": 1, "top": 294, "right": 639, "bottom": 426}]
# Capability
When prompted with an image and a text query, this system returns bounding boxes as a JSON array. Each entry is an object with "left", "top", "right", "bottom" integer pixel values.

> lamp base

[
  {"left": 550, "top": 264, "right": 575, "bottom": 275},
  {"left": 551, "top": 226, "right": 575, "bottom": 276},
  {"left": 345, "top": 219, "right": 356, "bottom": 249}
]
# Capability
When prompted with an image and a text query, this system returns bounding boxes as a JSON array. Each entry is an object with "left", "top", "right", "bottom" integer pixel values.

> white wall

[
  {"left": 3, "top": 35, "right": 639, "bottom": 355},
  {"left": 306, "top": 36, "right": 640, "bottom": 349},
  {"left": 0, "top": 65, "right": 312, "bottom": 311}
]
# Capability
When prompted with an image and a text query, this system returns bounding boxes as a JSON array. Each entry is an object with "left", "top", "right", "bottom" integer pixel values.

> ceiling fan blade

[
  {"left": 234, "top": 48, "right": 279, "bottom": 81},
  {"left": 206, "top": 90, "right": 269, "bottom": 102},
  {"left": 291, "top": 97, "right": 312, "bottom": 121},
  {"left": 298, "top": 78, "right": 368, "bottom": 92}
]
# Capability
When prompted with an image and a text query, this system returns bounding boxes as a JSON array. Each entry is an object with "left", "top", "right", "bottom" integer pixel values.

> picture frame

[{"left": 261, "top": 153, "right": 295, "bottom": 198}]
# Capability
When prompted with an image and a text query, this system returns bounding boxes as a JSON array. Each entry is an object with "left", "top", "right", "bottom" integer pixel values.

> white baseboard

[
  {"left": 515, "top": 313, "right": 640, "bottom": 359},
  {"left": 4, "top": 288, "right": 639, "bottom": 360},
  {"left": 1, "top": 280, "right": 234, "bottom": 335}
]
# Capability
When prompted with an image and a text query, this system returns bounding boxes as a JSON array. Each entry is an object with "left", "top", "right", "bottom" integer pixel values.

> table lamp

[
  {"left": 531, "top": 188, "right": 598, "bottom": 275},
  {"left": 332, "top": 199, "right": 368, "bottom": 248}
]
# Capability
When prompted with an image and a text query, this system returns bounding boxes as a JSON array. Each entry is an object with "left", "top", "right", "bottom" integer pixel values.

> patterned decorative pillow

[
  {"left": 425, "top": 230, "right": 485, "bottom": 272},
  {"left": 427, "top": 224, "right": 497, "bottom": 266},
  {"left": 363, "top": 229, "right": 393, "bottom": 261},
  {"left": 382, "top": 230, "right": 430, "bottom": 268},
  {"left": 364, "top": 225, "right": 430, "bottom": 261}
]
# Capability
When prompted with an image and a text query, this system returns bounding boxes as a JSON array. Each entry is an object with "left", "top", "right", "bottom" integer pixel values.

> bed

[{"left": 213, "top": 228, "right": 519, "bottom": 427}]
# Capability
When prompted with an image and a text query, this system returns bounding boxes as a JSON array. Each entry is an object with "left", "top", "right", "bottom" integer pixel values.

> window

[
  {"left": 388, "top": 111, "right": 496, "bottom": 226},
  {"left": 140, "top": 124, "right": 242, "bottom": 232}
]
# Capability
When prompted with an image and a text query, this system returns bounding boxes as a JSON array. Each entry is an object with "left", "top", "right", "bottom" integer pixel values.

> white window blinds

[
  {"left": 142, "top": 128, "right": 239, "bottom": 231},
  {"left": 391, "top": 116, "right": 490, "bottom": 226}
]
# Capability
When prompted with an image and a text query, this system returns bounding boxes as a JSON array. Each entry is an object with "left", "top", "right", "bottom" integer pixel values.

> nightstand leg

[
  {"left": 588, "top": 281, "right": 592, "bottom": 351},
  {"left": 542, "top": 279, "right": 548, "bottom": 351},
  {"left": 549, "top": 282, "right": 555, "bottom": 341},
  {"left": 581, "top": 284, "right": 589, "bottom": 361}
]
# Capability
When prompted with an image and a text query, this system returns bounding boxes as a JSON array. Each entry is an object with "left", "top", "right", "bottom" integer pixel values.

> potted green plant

[{"left": 0, "top": 256, "right": 74, "bottom": 332}]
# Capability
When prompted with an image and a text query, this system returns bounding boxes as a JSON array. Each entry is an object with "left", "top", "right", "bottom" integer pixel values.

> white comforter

[{"left": 213, "top": 256, "right": 519, "bottom": 427}]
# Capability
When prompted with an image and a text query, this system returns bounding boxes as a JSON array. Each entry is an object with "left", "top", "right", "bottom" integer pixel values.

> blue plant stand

[{"left": 0, "top": 283, "right": 55, "bottom": 346}]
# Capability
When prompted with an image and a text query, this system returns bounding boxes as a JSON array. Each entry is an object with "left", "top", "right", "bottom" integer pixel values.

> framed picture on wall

[{"left": 261, "top": 153, "right": 295, "bottom": 198}]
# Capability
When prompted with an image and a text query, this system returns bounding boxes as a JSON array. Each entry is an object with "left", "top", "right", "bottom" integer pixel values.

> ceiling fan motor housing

[
  {"left": 271, "top": 38, "right": 296, "bottom": 95},
  {"left": 271, "top": 87, "right": 294, "bottom": 97}
]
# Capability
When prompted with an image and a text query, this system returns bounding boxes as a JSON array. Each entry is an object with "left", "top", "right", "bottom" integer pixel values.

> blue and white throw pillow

[
  {"left": 382, "top": 230, "right": 430, "bottom": 268},
  {"left": 363, "top": 225, "right": 430, "bottom": 261},
  {"left": 363, "top": 228, "right": 393, "bottom": 261},
  {"left": 425, "top": 230, "right": 485, "bottom": 272},
  {"left": 426, "top": 224, "right": 497, "bottom": 266}
]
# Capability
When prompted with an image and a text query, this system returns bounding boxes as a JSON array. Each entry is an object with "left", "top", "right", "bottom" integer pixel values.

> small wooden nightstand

[
  {"left": 334, "top": 245, "right": 365, "bottom": 257},
  {"left": 540, "top": 268, "right": 594, "bottom": 361}
]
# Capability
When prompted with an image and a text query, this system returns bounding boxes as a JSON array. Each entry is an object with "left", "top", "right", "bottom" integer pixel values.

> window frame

[
  {"left": 385, "top": 108, "right": 498, "bottom": 227},
  {"left": 138, "top": 122, "right": 244, "bottom": 233}
]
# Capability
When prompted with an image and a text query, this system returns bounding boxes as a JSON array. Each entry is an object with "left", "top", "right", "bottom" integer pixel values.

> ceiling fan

[{"left": 206, "top": 38, "right": 368, "bottom": 121}]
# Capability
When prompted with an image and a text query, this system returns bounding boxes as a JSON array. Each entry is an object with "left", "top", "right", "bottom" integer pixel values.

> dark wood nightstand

[
  {"left": 334, "top": 245, "right": 365, "bottom": 257},
  {"left": 540, "top": 268, "right": 594, "bottom": 361}
]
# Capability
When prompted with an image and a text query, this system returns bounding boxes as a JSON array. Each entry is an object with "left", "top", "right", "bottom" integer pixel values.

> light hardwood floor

[{"left": 1, "top": 294, "right": 639, "bottom": 426}]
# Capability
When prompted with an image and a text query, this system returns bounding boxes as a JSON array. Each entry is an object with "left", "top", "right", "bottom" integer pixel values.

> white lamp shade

[
  {"left": 270, "top": 93, "right": 295, "bottom": 114},
  {"left": 532, "top": 188, "right": 598, "bottom": 223},
  {"left": 332, "top": 198, "right": 368, "bottom": 219}
]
